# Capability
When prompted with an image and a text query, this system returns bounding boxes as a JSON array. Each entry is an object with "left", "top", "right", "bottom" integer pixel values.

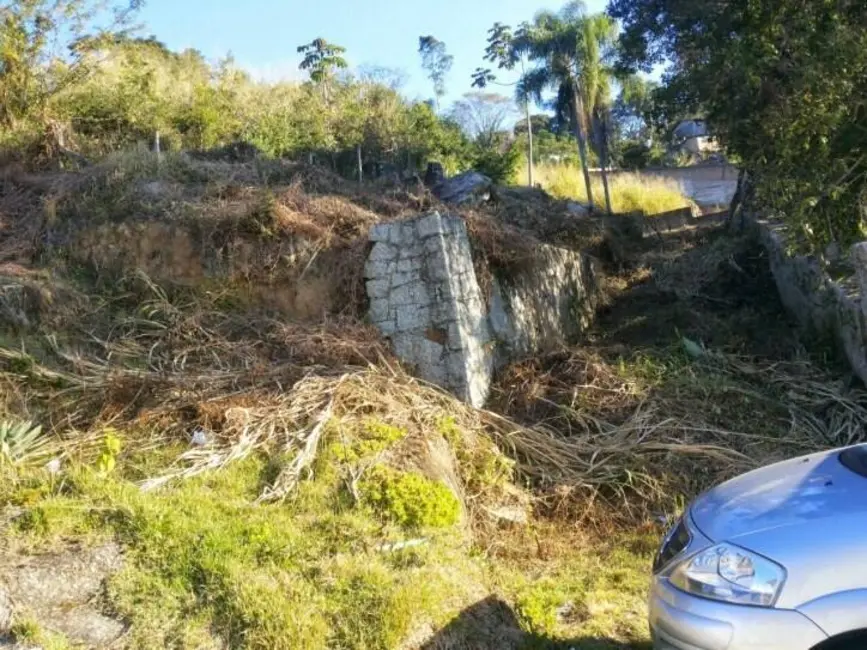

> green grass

[
  {"left": 0, "top": 423, "right": 659, "bottom": 650},
  {"left": 6, "top": 455, "right": 474, "bottom": 650},
  {"left": 491, "top": 525, "right": 657, "bottom": 649},
  {"left": 526, "top": 163, "right": 693, "bottom": 216},
  {"left": 9, "top": 617, "right": 70, "bottom": 650}
]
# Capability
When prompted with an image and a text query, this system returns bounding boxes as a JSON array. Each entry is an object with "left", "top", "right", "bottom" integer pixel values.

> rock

[
  {"left": 433, "top": 171, "right": 493, "bottom": 206},
  {"left": 0, "top": 543, "right": 126, "bottom": 647}
]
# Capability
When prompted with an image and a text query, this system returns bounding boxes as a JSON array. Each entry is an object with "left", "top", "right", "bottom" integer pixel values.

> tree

[
  {"left": 517, "top": 2, "right": 617, "bottom": 212},
  {"left": 357, "top": 64, "right": 408, "bottom": 91},
  {"left": 418, "top": 35, "right": 453, "bottom": 110},
  {"left": 612, "top": 75, "right": 657, "bottom": 142},
  {"left": 609, "top": 0, "right": 867, "bottom": 249},
  {"left": 449, "top": 92, "right": 515, "bottom": 148},
  {"left": 472, "top": 21, "right": 537, "bottom": 186},
  {"left": 297, "top": 38, "right": 347, "bottom": 86},
  {"left": 297, "top": 38, "right": 349, "bottom": 168},
  {"left": 0, "top": 0, "right": 143, "bottom": 130},
  {"left": 514, "top": 113, "right": 551, "bottom": 137}
]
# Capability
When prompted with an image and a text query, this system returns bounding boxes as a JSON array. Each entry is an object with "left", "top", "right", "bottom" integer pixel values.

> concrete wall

[
  {"left": 365, "top": 212, "right": 600, "bottom": 406},
  {"left": 750, "top": 216, "right": 867, "bottom": 383},
  {"left": 590, "top": 164, "right": 739, "bottom": 208}
]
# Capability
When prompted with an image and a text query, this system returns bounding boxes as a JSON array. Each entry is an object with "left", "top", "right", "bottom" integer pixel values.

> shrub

[
  {"left": 620, "top": 141, "right": 651, "bottom": 170},
  {"left": 473, "top": 142, "right": 522, "bottom": 184},
  {"left": 362, "top": 468, "right": 460, "bottom": 530}
]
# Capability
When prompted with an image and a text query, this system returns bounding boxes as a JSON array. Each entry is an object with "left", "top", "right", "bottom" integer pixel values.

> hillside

[{"left": 0, "top": 152, "right": 862, "bottom": 649}]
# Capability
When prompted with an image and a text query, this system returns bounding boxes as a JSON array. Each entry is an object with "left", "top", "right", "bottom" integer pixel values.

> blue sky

[{"left": 139, "top": 0, "right": 609, "bottom": 106}]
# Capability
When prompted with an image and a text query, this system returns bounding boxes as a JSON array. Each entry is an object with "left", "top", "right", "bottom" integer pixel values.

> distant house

[{"left": 673, "top": 119, "right": 719, "bottom": 155}]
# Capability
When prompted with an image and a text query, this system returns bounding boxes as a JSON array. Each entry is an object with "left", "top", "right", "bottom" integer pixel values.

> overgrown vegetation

[
  {"left": 1, "top": 0, "right": 865, "bottom": 647},
  {"left": 0, "top": 148, "right": 861, "bottom": 647},
  {"left": 528, "top": 163, "right": 692, "bottom": 214},
  {"left": 611, "top": 0, "right": 867, "bottom": 250},
  {"left": 0, "top": 3, "right": 475, "bottom": 176}
]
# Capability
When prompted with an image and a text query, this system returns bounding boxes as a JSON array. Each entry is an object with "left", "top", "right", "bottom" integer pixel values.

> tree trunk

[
  {"left": 598, "top": 113, "right": 613, "bottom": 215},
  {"left": 728, "top": 169, "right": 748, "bottom": 231},
  {"left": 525, "top": 101, "right": 535, "bottom": 187},
  {"left": 356, "top": 144, "right": 363, "bottom": 184},
  {"left": 571, "top": 86, "right": 595, "bottom": 208}
]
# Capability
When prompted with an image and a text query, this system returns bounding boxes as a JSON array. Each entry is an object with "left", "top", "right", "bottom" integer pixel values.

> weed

[
  {"left": 327, "top": 420, "right": 407, "bottom": 464},
  {"left": 96, "top": 429, "right": 122, "bottom": 475},
  {"left": 9, "top": 617, "right": 70, "bottom": 650},
  {"left": 0, "top": 418, "right": 45, "bottom": 464}
]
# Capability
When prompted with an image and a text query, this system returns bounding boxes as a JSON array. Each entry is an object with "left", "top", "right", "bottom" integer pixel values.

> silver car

[{"left": 650, "top": 445, "right": 867, "bottom": 650}]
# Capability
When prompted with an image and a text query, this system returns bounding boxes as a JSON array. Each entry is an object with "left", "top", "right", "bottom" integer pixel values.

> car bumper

[{"left": 650, "top": 576, "right": 827, "bottom": 650}]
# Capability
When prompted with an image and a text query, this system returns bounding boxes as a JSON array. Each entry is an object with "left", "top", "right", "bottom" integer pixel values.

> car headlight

[{"left": 669, "top": 544, "right": 786, "bottom": 607}]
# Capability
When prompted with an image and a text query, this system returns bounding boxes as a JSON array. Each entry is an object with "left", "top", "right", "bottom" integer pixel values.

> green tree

[
  {"left": 297, "top": 38, "right": 347, "bottom": 90},
  {"left": 449, "top": 92, "right": 515, "bottom": 149},
  {"left": 0, "top": 0, "right": 142, "bottom": 133},
  {"left": 610, "top": 0, "right": 867, "bottom": 249},
  {"left": 418, "top": 35, "right": 453, "bottom": 110},
  {"left": 472, "top": 21, "right": 537, "bottom": 186},
  {"left": 518, "top": 3, "right": 617, "bottom": 212}
]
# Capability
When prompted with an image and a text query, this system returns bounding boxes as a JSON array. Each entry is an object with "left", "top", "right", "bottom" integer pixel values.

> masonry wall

[
  {"left": 488, "top": 248, "right": 600, "bottom": 365},
  {"left": 365, "top": 211, "right": 601, "bottom": 405},
  {"left": 365, "top": 213, "right": 493, "bottom": 407},
  {"left": 749, "top": 216, "right": 867, "bottom": 383}
]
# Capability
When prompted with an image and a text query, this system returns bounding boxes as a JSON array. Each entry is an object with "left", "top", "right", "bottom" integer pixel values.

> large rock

[
  {"left": 0, "top": 543, "right": 126, "bottom": 647},
  {"left": 433, "top": 172, "right": 493, "bottom": 206}
]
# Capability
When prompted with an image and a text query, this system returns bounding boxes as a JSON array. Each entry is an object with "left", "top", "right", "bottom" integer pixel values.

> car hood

[
  {"left": 690, "top": 446, "right": 867, "bottom": 609},
  {"left": 691, "top": 446, "right": 867, "bottom": 543}
]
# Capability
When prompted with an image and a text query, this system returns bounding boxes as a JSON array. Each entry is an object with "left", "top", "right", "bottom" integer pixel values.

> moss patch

[{"left": 362, "top": 466, "right": 461, "bottom": 530}]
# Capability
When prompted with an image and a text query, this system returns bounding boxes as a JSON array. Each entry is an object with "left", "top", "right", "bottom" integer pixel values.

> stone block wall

[
  {"left": 488, "top": 248, "right": 599, "bottom": 365},
  {"left": 365, "top": 211, "right": 601, "bottom": 405},
  {"left": 750, "top": 216, "right": 867, "bottom": 383},
  {"left": 365, "top": 213, "right": 493, "bottom": 406}
]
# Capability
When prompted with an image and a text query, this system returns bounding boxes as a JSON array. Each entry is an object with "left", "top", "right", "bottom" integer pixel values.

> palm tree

[{"left": 518, "top": 2, "right": 617, "bottom": 213}]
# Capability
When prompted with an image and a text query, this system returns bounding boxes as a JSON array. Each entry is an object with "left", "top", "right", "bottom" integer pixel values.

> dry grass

[
  {"left": 0, "top": 152, "right": 861, "bottom": 531},
  {"left": 528, "top": 163, "right": 694, "bottom": 215}
]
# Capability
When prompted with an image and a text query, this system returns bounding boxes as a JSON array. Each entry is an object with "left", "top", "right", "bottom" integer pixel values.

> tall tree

[
  {"left": 449, "top": 92, "right": 515, "bottom": 148},
  {"left": 517, "top": 2, "right": 617, "bottom": 213},
  {"left": 579, "top": 12, "right": 617, "bottom": 212},
  {"left": 297, "top": 38, "right": 348, "bottom": 168},
  {"left": 418, "top": 35, "right": 453, "bottom": 110},
  {"left": 297, "top": 38, "right": 347, "bottom": 88},
  {"left": 472, "top": 21, "right": 536, "bottom": 186},
  {"left": 610, "top": 0, "right": 867, "bottom": 248}
]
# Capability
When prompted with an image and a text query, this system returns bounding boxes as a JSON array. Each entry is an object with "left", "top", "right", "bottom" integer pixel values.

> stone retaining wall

[
  {"left": 365, "top": 212, "right": 600, "bottom": 406},
  {"left": 366, "top": 213, "right": 493, "bottom": 406},
  {"left": 488, "top": 248, "right": 599, "bottom": 365},
  {"left": 749, "top": 216, "right": 867, "bottom": 383}
]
